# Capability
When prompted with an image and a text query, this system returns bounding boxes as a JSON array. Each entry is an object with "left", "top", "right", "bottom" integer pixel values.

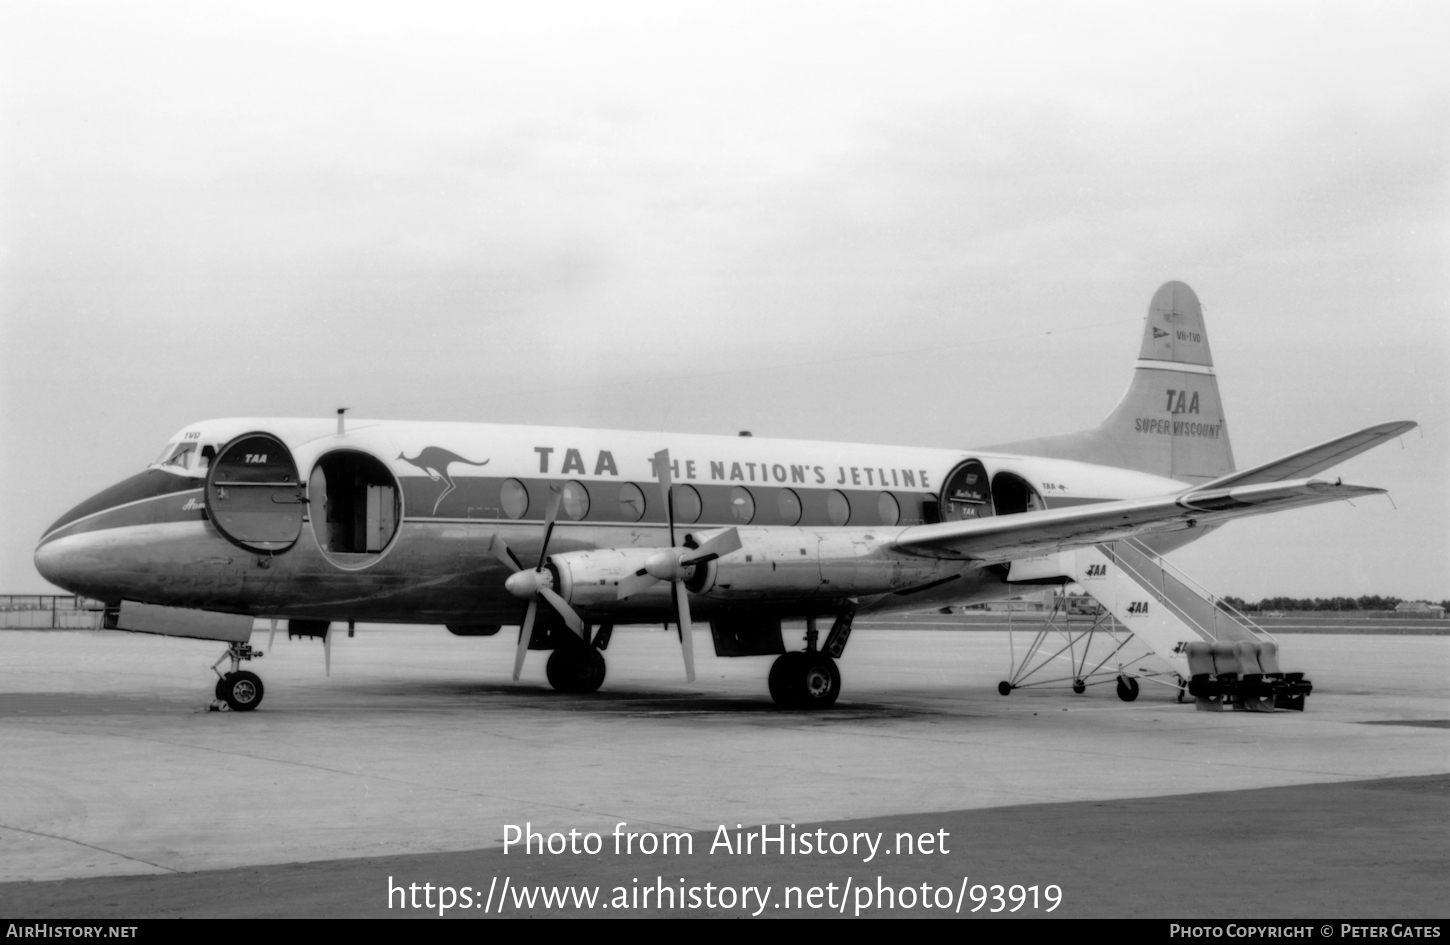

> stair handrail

[
  {"left": 1121, "top": 538, "right": 1277, "bottom": 644},
  {"left": 1097, "top": 544, "right": 1224, "bottom": 643}
]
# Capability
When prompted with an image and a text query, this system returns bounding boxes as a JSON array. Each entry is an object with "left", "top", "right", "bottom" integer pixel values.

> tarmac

[{"left": 1, "top": 619, "right": 1446, "bottom": 917}]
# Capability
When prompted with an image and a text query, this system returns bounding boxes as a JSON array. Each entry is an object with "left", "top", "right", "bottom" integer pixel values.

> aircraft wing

[
  {"left": 891, "top": 477, "right": 1383, "bottom": 565},
  {"left": 1191, "top": 421, "right": 1417, "bottom": 491}
]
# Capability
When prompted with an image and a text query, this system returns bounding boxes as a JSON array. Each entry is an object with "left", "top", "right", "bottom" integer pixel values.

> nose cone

[
  {"left": 33, "top": 530, "right": 111, "bottom": 599},
  {"left": 35, "top": 468, "right": 202, "bottom": 599},
  {"left": 33, "top": 538, "right": 72, "bottom": 591}
]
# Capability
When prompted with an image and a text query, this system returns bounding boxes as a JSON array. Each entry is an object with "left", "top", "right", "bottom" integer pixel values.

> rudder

[{"left": 987, "top": 281, "right": 1235, "bottom": 484}]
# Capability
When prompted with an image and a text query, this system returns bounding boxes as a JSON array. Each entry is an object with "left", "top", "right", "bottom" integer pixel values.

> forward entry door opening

[{"left": 310, "top": 451, "right": 401, "bottom": 562}]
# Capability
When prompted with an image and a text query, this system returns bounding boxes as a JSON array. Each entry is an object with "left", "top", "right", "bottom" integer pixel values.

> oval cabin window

[
  {"left": 730, "top": 486, "right": 755, "bottom": 524},
  {"left": 561, "top": 481, "right": 590, "bottom": 520},
  {"left": 500, "top": 479, "right": 529, "bottom": 519},
  {"left": 777, "top": 488, "right": 802, "bottom": 525},
  {"left": 672, "top": 484, "right": 702, "bottom": 524},
  {"left": 618, "top": 482, "right": 646, "bottom": 522},
  {"left": 877, "top": 492, "right": 900, "bottom": 526}
]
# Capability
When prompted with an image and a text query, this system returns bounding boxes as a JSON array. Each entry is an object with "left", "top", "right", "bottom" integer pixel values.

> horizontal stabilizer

[
  {"left": 892, "top": 478, "right": 1383, "bottom": 564},
  {"left": 1189, "top": 421, "right": 1417, "bottom": 491}
]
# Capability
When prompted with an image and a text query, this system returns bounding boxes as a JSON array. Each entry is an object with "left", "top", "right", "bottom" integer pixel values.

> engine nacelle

[
  {"left": 705, "top": 528, "right": 955, "bottom": 601},
  {"left": 551, "top": 528, "right": 958, "bottom": 610},
  {"left": 550, "top": 546, "right": 678, "bottom": 609}
]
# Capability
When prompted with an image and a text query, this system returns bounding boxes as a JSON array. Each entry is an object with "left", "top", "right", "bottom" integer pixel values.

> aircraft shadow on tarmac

[{"left": 324, "top": 679, "right": 938, "bottom": 722}]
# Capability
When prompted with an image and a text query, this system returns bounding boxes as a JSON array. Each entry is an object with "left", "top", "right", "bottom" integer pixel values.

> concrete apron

[{"left": 0, "top": 626, "right": 1446, "bottom": 883}]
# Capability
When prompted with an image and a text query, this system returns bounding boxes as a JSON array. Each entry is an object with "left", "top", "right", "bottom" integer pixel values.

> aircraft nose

[
  {"left": 33, "top": 538, "right": 65, "bottom": 586},
  {"left": 35, "top": 468, "right": 200, "bottom": 598},
  {"left": 33, "top": 530, "right": 93, "bottom": 596}
]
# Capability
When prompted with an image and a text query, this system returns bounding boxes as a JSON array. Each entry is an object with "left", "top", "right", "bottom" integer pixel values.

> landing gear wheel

[
  {"left": 798, "top": 655, "right": 840, "bottom": 709},
  {"left": 1072, "top": 678, "right": 1086, "bottom": 695},
  {"left": 768, "top": 652, "right": 802, "bottom": 706},
  {"left": 546, "top": 648, "right": 606, "bottom": 693},
  {"left": 768, "top": 652, "right": 840, "bottom": 709},
  {"left": 1115, "top": 676, "right": 1140, "bottom": 702},
  {"left": 997, "top": 681, "right": 1012, "bottom": 696},
  {"left": 221, "top": 671, "right": 263, "bottom": 711}
]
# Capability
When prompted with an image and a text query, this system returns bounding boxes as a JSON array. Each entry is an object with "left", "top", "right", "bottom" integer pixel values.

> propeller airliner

[{"left": 34, "top": 282, "right": 1415, "bottom": 712}]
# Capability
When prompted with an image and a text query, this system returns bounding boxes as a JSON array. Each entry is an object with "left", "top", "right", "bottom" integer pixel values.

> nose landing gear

[{"left": 211, "top": 642, "right": 265, "bottom": 711}]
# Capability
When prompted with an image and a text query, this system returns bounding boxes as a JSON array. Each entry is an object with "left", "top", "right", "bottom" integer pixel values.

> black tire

[
  {"left": 1072, "top": 678, "right": 1086, "bottom": 695},
  {"left": 1115, "top": 676, "right": 1140, "bottom": 702},
  {"left": 546, "top": 648, "right": 606, "bottom": 693},
  {"left": 768, "top": 653, "right": 802, "bottom": 707},
  {"left": 215, "top": 673, "right": 232, "bottom": 701},
  {"left": 997, "top": 681, "right": 1012, "bottom": 696},
  {"left": 222, "top": 671, "right": 263, "bottom": 711}
]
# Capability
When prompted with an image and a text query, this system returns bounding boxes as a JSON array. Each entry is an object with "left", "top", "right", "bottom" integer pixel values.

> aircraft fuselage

[{"left": 34, "top": 417, "right": 1190, "bottom": 626}]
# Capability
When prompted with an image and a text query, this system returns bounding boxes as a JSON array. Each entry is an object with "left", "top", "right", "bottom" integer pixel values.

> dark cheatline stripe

[{"left": 41, "top": 469, "right": 202, "bottom": 541}]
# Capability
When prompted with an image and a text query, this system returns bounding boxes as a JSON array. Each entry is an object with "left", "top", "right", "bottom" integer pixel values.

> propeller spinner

[{"left": 491, "top": 484, "right": 586, "bottom": 680}]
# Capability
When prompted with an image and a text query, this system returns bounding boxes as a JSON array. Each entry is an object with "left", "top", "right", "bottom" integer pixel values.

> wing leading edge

[{"left": 891, "top": 477, "right": 1383, "bottom": 565}]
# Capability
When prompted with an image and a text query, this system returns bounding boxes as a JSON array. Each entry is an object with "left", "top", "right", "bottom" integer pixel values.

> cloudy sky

[{"left": 2, "top": 1, "right": 1445, "bottom": 599}]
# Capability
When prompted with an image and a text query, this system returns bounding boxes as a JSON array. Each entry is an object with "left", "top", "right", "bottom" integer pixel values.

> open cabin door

[
  {"left": 205, "top": 433, "right": 304, "bottom": 552},
  {"left": 940, "top": 459, "right": 994, "bottom": 522}
]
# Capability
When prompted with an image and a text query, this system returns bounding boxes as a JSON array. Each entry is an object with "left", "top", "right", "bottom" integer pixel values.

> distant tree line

[{"left": 1220, "top": 595, "right": 1450, "bottom": 612}]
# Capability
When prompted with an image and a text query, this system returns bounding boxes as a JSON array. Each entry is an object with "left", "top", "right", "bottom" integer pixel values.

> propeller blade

[
  {"left": 538, "top": 585, "right": 586, "bottom": 636},
  {"left": 682, "top": 527, "right": 742, "bottom": 566},
  {"left": 513, "top": 598, "right": 538, "bottom": 680},
  {"left": 538, "top": 483, "right": 563, "bottom": 565},
  {"left": 672, "top": 582, "right": 696, "bottom": 683},
  {"left": 267, "top": 618, "right": 277, "bottom": 653},
  {"left": 617, "top": 568, "right": 661, "bottom": 600},
  {"left": 653, "top": 449, "right": 675, "bottom": 546},
  {"left": 324, "top": 626, "right": 332, "bottom": 678},
  {"left": 490, "top": 534, "right": 524, "bottom": 573}
]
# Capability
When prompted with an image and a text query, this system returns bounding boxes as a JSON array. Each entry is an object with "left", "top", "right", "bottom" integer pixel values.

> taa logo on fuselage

[
  {"left": 1127, "top": 601, "right": 1150, "bottom": 615},
  {"left": 1084, "top": 564, "right": 1107, "bottom": 578},
  {"left": 245, "top": 454, "right": 269, "bottom": 464}
]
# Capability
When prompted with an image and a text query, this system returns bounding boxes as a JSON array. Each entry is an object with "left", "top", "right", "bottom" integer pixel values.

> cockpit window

[{"left": 160, "top": 442, "right": 197, "bottom": 469}]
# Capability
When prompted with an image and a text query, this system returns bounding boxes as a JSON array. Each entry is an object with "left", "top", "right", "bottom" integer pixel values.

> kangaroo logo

[{"left": 398, "top": 447, "right": 490, "bottom": 514}]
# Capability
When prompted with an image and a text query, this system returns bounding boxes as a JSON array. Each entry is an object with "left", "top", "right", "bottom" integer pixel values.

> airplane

[{"left": 32, "top": 282, "right": 1415, "bottom": 713}]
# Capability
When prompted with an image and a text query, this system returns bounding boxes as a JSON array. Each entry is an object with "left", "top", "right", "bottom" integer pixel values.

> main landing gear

[
  {"left": 547, "top": 647, "right": 606, "bottom": 693},
  {"left": 544, "top": 624, "right": 611, "bottom": 694},
  {"left": 767, "top": 613, "right": 848, "bottom": 709},
  {"left": 211, "top": 642, "right": 264, "bottom": 711},
  {"left": 768, "top": 652, "right": 841, "bottom": 709}
]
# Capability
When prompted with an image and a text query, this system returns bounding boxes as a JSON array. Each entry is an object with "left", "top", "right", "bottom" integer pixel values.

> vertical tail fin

[{"left": 988, "top": 281, "right": 1236, "bottom": 484}]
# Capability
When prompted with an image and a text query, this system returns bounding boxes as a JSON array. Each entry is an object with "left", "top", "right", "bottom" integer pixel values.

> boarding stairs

[{"left": 1002, "top": 539, "right": 1307, "bottom": 709}]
